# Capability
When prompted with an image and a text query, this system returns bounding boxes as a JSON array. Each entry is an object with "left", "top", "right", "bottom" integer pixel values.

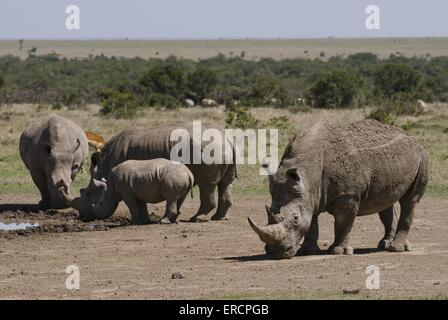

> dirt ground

[{"left": 0, "top": 193, "right": 447, "bottom": 300}]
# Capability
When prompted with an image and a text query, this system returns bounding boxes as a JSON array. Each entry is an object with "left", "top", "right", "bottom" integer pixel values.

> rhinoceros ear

[
  {"left": 85, "top": 131, "right": 106, "bottom": 151},
  {"left": 286, "top": 168, "right": 300, "bottom": 182}
]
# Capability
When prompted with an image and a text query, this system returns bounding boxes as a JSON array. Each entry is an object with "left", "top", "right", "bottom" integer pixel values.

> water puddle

[{"left": 0, "top": 222, "right": 39, "bottom": 231}]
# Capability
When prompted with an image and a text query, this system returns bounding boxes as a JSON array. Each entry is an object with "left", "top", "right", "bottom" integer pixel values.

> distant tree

[
  {"left": 374, "top": 63, "right": 421, "bottom": 99},
  {"left": 139, "top": 65, "right": 185, "bottom": 100},
  {"left": 19, "top": 39, "right": 24, "bottom": 51},
  {"left": 307, "top": 69, "right": 363, "bottom": 108},
  {"left": 186, "top": 67, "right": 217, "bottom": 102}
]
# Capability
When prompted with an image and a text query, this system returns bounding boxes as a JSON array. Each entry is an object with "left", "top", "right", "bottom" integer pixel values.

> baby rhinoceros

[{"left": 63, "top": 159, "right": 194, "bottom": 224}]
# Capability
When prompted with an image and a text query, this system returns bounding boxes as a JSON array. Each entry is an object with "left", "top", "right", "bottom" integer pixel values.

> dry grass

[
  {"left": 0, "top": 104, "right": 447, "bottom": 197},
  {"left": 1, "top": 38, "right": 448, "bottom": 60}
]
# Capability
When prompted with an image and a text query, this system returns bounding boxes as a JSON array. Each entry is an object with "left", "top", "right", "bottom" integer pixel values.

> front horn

[
  {"left": 247, "top": 216, "right": 287, "bottom": 245},
  {"left": 60, "top": 187, "right": 79, "bottom": 210}
]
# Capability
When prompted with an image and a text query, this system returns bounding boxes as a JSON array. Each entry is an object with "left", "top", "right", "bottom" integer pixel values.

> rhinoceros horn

[
  {"left": 247, "top": 216, "right": 287, "bottom": 245},
  {"left": 60, "top": 187, "right": 79, "bottom": 210}
]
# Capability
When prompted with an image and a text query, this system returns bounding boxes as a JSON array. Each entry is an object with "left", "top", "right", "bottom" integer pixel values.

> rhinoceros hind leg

[
  {"left": 328, "top": 196, "right": 358, "bottom": 255},
  {"left": 212, "top": 166, "right": 235, "bottom": 221},
  {"left": 30, "top": 169, "right": 51, "bottom": 210},
  {"left": 189, "top": 183, "right": 217, "bottom": 222},
  {"left": 160, "top": 200, "right": 178, "bottom": 224},
  {"left": 377, "top": 206, "right": 398, "bottom": 250}
]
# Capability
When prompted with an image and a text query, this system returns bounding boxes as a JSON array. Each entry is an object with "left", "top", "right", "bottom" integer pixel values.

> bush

[
  {"left": 186, "top": 67, "right": 217, "bottom": 102},
  {"left": 0, "top": 73, "right": 4, "bottom": 88},
  {"left": 225, "top": 105, "right": 259, "bottom": 129},
  {"left": 307, "top": 70, "right": 363, "bottom": 108},
  {"left": 98, "top": 89, "right": 140, "bottom": 119},
  {"left": 263, "top": 116, "right": 292, "bottom": 130},
  {"left": 374, "top": 64, "right": 421, "bottom": 99},
  {"left": 366, "top": 108, "right": 396, "bottom": 126}
]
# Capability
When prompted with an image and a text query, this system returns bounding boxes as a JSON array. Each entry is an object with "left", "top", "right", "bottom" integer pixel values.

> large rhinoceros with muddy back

[
  {"left": 66, "top": 122, "right": 236, "bottom": 223},
  {"left": 249, "top": 119, "right": 428, "bottom": 259},
  {"left": 19, "top": 114, "right": 89, "bottom": 209}
]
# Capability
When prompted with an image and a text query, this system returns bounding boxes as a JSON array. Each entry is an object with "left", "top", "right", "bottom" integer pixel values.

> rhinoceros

[
  {"left": 73, "top": 122, "right": 236, "bottom": 222},
  {"left": 248, "top": 119, "right": 428, "bottom": 259},
  {"left": 62, "top": 159, "right": 194, "bottom": 224},
  {"left": 19, "top": 114, "right": 89, "bottom": 209}
]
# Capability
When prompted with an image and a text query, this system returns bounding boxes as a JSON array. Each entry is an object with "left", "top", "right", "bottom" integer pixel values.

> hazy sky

[{"left": 0, "top": 0, "right": 447, "bottom": 39}]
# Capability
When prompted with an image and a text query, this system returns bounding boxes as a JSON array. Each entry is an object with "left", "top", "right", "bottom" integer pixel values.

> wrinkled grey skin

[
  {"left": 63, "top": 159, "right": 194, "bottom": 224},
  {"left": 19, "top": 114, "right": 88, "bottom": 209},
  {"left": 249, "top": 119, "right": 428, "bottom": 259},
  {"left": 78, "top": 122, "right": 236, "bottom": 222}
]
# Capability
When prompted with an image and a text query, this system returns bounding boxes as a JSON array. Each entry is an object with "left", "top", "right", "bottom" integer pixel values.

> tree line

[{"left": 0, "top": 52, "right": 447, "bottom": 118}]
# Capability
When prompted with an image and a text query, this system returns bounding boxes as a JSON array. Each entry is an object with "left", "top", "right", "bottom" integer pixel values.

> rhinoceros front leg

[
  {"left": 377, "top": 206, "right": 398, "bottom": 250},
  {"left": 30, "top": 169, "right": 51, "bottom": 209},
  {"left": 328, "top": 197, "right": 358, "bottom": 255},
  {"left": 122, "top": 193, "right": 150, "bottom": 225},
  {"left": 297, "top": 215, "right": 320, "bottom": 255},
  {"left": 189, "top": 183, "right": 217, "bottom": 222}
]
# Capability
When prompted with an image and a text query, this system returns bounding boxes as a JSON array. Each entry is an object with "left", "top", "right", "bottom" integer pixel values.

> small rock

[
  {"left": 343, "top": 288, "right": 360, "bottom": 294},
  {"left": 171, "top": 272, "right": 184, "bottom": 279},
  {"left": 434, "top": 282, "right": 441, "bottom": 285}
]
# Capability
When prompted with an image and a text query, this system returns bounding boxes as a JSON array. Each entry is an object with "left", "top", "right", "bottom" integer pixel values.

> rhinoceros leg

[
  {"left": 297, "top": 215, "right": 320, "bottom": 255},
  {"left": 388, "top": 201, "right": 414, "bottom": 252},
  {"left": 328, "top": 196, "right": 358, "bottom": 255},
  {"left": 160, "top": 200, "right": 178, "bottom": 224},
  {"left": 377, "top": 206, "right": 398, "bottom": 250},
  {"left": 211, "top": 165, "right": 235, "bottom": 221},
  {"left": 122, "top": 193, "right": 150, "bottom": 225},
  {"left": 189, "top": 183, "right": 217, "bottom": 222},
  {"left": 30, "top": 169, "right": 51, "bottom": 209}
]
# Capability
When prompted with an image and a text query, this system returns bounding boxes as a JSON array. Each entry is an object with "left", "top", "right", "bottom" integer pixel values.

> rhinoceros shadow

[
  {"left": 0, "top": 203, "right": 42, "bottom": 213},
  {"left": 224, "top": 247, "right": 382, "bottom": 261}
]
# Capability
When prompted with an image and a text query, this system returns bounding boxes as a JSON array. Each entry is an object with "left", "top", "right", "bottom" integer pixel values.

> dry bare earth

[
  {"left": 1, "top": 38, "right": 448, "bottom": 60},
  {"left": 0, "top": 193, "right": 447, "bottom": 300}
]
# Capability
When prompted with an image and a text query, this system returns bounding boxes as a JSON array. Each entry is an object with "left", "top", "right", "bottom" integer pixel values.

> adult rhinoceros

[
  {"left": 249, "top": 119, "right": 428, "bottom": 259},
  {"left": 19, "top": 114, "right": 89, "bottom": 209},
  {"left": 70, "top": 122, "right": 236, "bottom": 222}
]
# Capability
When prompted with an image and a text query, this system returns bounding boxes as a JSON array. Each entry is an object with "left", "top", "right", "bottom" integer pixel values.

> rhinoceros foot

[
  {"left": 189, "top": 214, "right": 209, "bottom": 223},
  {"left": 386, "top": 239, "right": 412, "bottom": 252},
  {"left": 328, "top": 245, "right": 354, "bottom": 255},
  {"left": 210, "top": 214, "right": 228, "bottom": 221},
  {"left": 297, "top": 244, "right": 321, "bottom": 256},
  {"left": 377, "top": 238, "right": 394, "bottom": 250}
]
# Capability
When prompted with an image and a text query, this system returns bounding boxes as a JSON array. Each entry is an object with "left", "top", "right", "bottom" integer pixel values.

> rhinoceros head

[
  {"left": 61, "top": 178, "right": 107, "bottom": 222},
  {"left": 248, "top": 164, "right": 313, "bottom": 259},
  {"left": 44, "top": 139, "right": 82, "bottom": 209}
]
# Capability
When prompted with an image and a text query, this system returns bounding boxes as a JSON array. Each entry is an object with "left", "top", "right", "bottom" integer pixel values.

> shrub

[
  {"left": 98, "top": 89, "right": 140, "bottom": 119},
  {"left": 307, "top": 70, "right": 363, "bottom": 108},
  {"left": 374, "top": 64, "right": 421, "bottom": 99},
  {"left": 225, "top": 105, "right": 259, "bottom": 129},
  {"left": 366, "top": 108, "right": 396, "bottom": 126},
  {"left": 0, "top": 73, "right": 4, "bottom": 88},
  {"left": 264, "top": 116, "right": 292, "bottom": 130}
]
